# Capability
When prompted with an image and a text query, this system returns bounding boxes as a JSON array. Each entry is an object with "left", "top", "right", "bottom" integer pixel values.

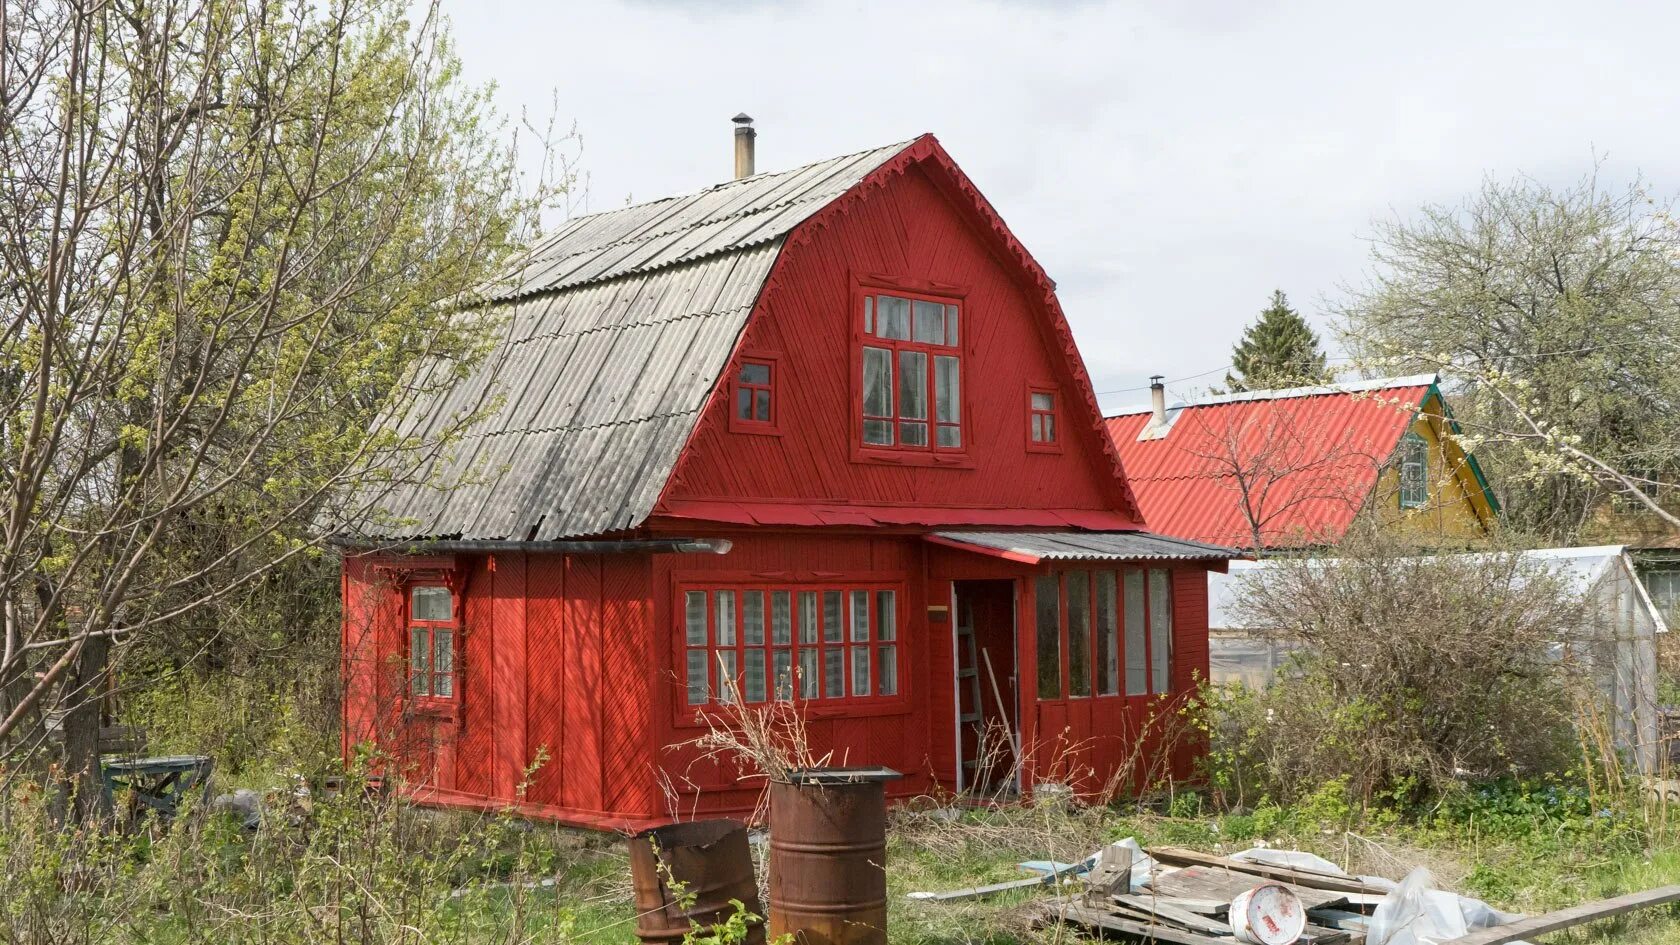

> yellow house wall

[{"left": 1368, "top": 408, "right": 1492, "bottom": 542}]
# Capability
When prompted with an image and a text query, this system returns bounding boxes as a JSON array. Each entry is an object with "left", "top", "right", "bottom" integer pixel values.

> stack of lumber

[{"left": 1037, "top": 846, "right": 1387, "bottom": 944}]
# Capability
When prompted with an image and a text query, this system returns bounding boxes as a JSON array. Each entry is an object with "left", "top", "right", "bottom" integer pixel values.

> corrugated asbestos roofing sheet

[
  {"left": 1103, "top": 378, "right": 1436, "bottom": 549},
  {"left": 359, "top": 141, "right": 916, "bottom": 540},
  {"left": 931, "top": 530, "right": 1238, "bottom": 563}
]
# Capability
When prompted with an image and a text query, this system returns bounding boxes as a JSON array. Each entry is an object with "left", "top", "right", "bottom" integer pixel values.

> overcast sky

[{"left": 442, "top": 0, "right": 1680, "bottom": 413}]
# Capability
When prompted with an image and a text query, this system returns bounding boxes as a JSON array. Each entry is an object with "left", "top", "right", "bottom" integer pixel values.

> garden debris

[
  {"left": 1365, "top": 868, "right": 1525, "bottom": 945},
  {"left": 1440, "top": 883, "right": 1680, "bottom": 945}
]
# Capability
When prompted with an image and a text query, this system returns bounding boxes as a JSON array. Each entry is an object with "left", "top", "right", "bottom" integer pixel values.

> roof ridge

[{"left": 1105, "top": 374, "right": 1439, "bottom": 417}]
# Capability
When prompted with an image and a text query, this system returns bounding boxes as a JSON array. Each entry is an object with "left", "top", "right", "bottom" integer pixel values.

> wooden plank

[
  {"left": 1039, "top": 901, "right": 1232, "bottom": 945},
  {"left": 1442, "top": 885, "right": 1680, "bottom": 945},
  {"left": 1152, "top": 865, "right": 1348, "bottom": 912},
  {"left": 1113, "top": 894, "right": 1233, "bottom": 936},
  {"left": 905, "top": 875, "right": 1053, "bottom": 902},
  {"left": 1148, "top": 847, "right": 1388, "bottom": 896}
]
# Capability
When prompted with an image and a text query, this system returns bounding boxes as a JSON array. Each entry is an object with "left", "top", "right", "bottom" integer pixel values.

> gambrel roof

[
  {"left": 360, "top": 135, "right": 1145, "bottom": 541},
  {"left": 366, "top": 142, "right": 917, "bottom": 540}
]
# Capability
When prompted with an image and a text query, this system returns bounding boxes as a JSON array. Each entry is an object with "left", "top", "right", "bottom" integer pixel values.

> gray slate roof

[
  {"left": 933, "top": 530, "right": 1240, "bottom": 563},
  {"left": 366, "top": 140, "right": 915, "bottom": 540}
]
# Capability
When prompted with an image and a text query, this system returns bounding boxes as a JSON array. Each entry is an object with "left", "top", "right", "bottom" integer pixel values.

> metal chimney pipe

[
  {"left": 1149, "top": 375, "right": 1167, "bottom": 426},
  {"left": 733, "top": 113, "right": 756, "bottom": 179}
]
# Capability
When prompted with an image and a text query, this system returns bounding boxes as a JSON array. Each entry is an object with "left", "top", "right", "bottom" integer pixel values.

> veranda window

[
  {"left": 409, "top": 585, "right": 457, "bottom": 700},
  {"left": 860, "top": 292, "right": 963, "bottom": 451},
  {"left": 1036, "top": 568, "right": 1172, "bottom": 699},
  {"left": 682, "top": 584, "right": 900, "bottom": 707}
]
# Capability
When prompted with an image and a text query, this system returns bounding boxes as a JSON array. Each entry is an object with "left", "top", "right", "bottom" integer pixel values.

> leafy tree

[
  {"left": 1335, "top": 170, "right": 1680, "bottom": 541},
  {"left": 1226, "top": 291, "right": 1332, "bottom": 392},
  {"left": 0, "top": 0, "right": 566, "bottom": 815}
]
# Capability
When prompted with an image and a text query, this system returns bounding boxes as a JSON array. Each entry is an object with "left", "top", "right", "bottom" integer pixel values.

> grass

[{"left": 509, "top": 795, "right": 1680, "bottom": 945}]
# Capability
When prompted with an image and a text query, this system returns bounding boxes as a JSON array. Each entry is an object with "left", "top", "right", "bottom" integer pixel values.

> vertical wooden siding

[{"left": 661, "top": 164, "right": 1124, "bottom": 516}]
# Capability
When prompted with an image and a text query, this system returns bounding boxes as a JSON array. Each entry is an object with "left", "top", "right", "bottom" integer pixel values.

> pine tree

[{"left": 1226, "top": 290, "right": 1332, "bottom": 392}]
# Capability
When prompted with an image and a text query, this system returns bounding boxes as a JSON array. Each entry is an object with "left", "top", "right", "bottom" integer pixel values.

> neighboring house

[
  {"left": 1208, "top": 546, "right": 1667, "bottom": 772},
  {"left": 1103, "top": 376, "right": 1499, "bottom": 551},
  {"left": 336, "top": 128, "right": 1234, "bottom": 830}
]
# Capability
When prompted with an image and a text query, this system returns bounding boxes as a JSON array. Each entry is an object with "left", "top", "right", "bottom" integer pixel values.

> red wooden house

[{"left": 339, "top": 128, "right": 1234, "bottom": 830}]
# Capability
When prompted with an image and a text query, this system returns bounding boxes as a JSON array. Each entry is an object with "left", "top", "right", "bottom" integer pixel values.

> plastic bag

[
  {"left": 1229, "top": 846, "right": 1397, "bottom": 890},
  {"left": 1367, "top": 868, "right": 1526, "bottom": 945}
]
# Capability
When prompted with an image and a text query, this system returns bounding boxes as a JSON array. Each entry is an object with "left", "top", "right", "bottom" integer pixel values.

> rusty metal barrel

[
  {"left": 768, "top": 767, "right": 902, "bottom": 945},
  {"left": 627, "top": 818, "right": 766, "bottom": 945}
]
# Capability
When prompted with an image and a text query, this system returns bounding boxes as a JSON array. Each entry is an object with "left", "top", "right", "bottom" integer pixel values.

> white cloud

[{"left": 442, "top": 0, "right": 1680, "bottom": 412}]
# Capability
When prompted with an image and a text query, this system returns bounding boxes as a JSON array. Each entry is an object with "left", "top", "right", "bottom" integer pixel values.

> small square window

[
  {"left": 730, "top": 356, "right": 778, "bottom": 434},
  {"left": 1028, "top": 386, "right": 1059, "bottom": 451}
]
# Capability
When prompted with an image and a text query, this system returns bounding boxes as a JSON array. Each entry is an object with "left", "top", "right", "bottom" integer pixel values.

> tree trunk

[{"left": 60, "top": 632, "right": 111, "bottom": 823}]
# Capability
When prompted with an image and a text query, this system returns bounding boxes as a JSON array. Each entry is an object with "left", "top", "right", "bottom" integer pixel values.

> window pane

[
  {"left": 736, "top": 388, "right": 752, "bottom": 420},
  {"left": 1150, "top": 570, "right": 1173, "bottom": 693},
  {"left": 773, "top": 649, "right": 794, "bottom": 700},
  {"left": 716, "top": 651, "right": 739, "bottom": 703},
  {"left": 824, "top": 649, "right": 844, "bottom": 698},
  {"left": 740, "top": 362, "right": 770, "bottom": 385},
  {"left": 433, "top": 629, "right": 454, "bottom": 676},
  {"left": 863, "top": 419, "right": 893, "bottom": 446},
  {"left": 799, "top": 592, "right": 818, "bottom": 643},
  {"left": 412, "top": 586, "right": 451, "bottom": 622},
  {"left": 863, "top": 295, "right": 873, "bottom": 334},
  {"left": 1067, "top": 571, "right": 1091, "bottom": 698},
  {"left": 1124, "top": 571, "right": 1147, "bottom": 695},
  {"left": 934, "top": 356, "right": 960, "bottom": 423},
  {"left": 1032, "top": 392, "right": 1054, "bottom": 411},
  {"left": 850, "top": 590, "right": 870, "bottom": 642},
  {"left": 862, "top": 346, "right": 893, "bottom": 419},
  {"left": 755, "top": 390, "right": 771, "bottom": 422},
  {"left": 715, "top": 591, "right": 736, "bottom": 646},
  {"left": 877, "top": 295, "right": 910, "bottom": 340},
  {"left": 743, "top": 591, "right": 765, "bottom": 645},
  {"left": 937, "top": 424, "right": 961, "bottom": 448},
  {"left": 878, "top": 645, "right": 898, "bottom": 696},
  {"left": 799, "top": 648, "right": 820, "bottom": 698},
  {"left": 1095, "top": 572, "right": 1119, "bottom": 696},
  {"left": 745, "top": 650, "right": 767, "bottom": 703},
  {"left": 898, "top": 351, "right": 927, "bottom": 419},
  {"left": 410, "top": 627, "right": 430, "bottom": 697},
  {"left": 912, "top": 299, "right": 945, "bottom": 343},
  {"left": 1031, "top": 415, "right": 1044, "bottom": 442},
  {"left": 823, "top": 592, "right": 843, "bottom": 643},
  {"left": 772, "top": 591, "right": 792, "bottom": 645},
  {"left": 876, "top": 591, "right": 896, "bottom": 641},
  {"left": 1036, "top": 574, "right": 1061, "bottom": 699},
  {"left": 900, "top": 421, "right": 929, "bottom": 446},
  {"left": 686, "top": 650, "right": 708, "bottom": 705},
  {"left": 944, "top": 305, "right": 959, "bottom": 345},
  {"left": 685, "top": 591, "right": 708, "bottom": 645},
  {"left": 1043, "top": 415, "right": 1055, "bottom": 442},
  {"left": 852, "top": 647, "right": 872, "bottom": 696}
]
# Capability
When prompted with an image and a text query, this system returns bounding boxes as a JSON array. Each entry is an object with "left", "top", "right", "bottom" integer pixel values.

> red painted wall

[{"left": 660, "top": 160, "right": 1134, "bottom": 523}]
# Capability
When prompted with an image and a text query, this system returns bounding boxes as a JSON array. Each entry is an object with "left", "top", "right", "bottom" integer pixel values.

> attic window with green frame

[{"left": 1398, "top": 431, "right": 1429, "bottom": 509}]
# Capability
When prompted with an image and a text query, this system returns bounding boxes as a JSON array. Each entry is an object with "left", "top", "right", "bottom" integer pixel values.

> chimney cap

[
  {"left": 1149, "top": 375, "right": 1164, "bottom": 385},
  {"left": 732, "top": 113, "right": 754, "bottom": 125}
]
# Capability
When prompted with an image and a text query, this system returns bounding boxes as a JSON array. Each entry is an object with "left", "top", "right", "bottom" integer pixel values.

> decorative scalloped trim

[{"left": 656, "top": 134, "right": 1146, "bottom": 526}]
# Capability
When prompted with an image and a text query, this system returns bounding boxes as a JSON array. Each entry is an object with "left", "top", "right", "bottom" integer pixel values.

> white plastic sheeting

[{"left": 1365, "top": 868, "right": 1527, "bottom": 945}]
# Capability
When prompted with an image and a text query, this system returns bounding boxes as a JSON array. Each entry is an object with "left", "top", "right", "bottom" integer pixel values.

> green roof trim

[{"left": 1420, "top": 383, "right": 1501, "bottom": 516}]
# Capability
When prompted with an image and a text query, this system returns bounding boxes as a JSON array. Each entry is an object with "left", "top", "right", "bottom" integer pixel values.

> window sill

[
  {"left": 673, "top": 697, "right": 912, "bottom": 730},
  {"left": 409, "top": 699, "right": 458, "bottom": 721},
  {"left": 851, "top": 448, "right": 974, "bottom": 469},
  {"left": 729, "top": 421, "right": 784, "bottom": 437},
  {"left": 1026, "top": 443, "right": 1063, "bottom": 455}
]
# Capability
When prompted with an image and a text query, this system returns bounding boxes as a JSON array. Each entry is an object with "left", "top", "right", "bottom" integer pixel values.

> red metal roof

[{"left": 1104, "top": 378, "right": 1436, "bottom": 548}]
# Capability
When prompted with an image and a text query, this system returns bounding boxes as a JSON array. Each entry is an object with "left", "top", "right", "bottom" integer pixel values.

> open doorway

[{"left": 954, "top": 580, "right": 1019, "bottom": 797}]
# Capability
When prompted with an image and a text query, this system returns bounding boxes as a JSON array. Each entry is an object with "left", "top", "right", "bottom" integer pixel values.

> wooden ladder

[{"left": 956, "top": 622, "right": 985, "bottom": 775}]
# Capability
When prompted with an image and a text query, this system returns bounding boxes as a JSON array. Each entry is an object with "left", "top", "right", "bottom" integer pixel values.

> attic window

[
  {"left": 859, "top": 291, "right": 963, "bottom": 453},
  {"left": 730, "top": 356, "right": 779, "bottom": 434},
  {"left": 1028, "top": 386, "right": 1059, "bottom": 451},
  {"left": 1398, "top": 431, "right": 1429, "bottom": 509}
]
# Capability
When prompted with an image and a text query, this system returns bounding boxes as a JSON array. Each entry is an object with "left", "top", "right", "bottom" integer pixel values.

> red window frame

[
  {"left": 729, "top": 354, "right": 781, "bottom": 435},
  {"left": 677, "top": 582, "right": 905, "bottom": 715},
  {"left": 407, "top": 583, "right": 459, "bottom": 713},
  {"left": 1034, "top": 567, "right": 1173, "bottom": 702},
  {"left": 1027, "top": 384, "right": 1060, "bottom": 453},
  {"left": 852, "top": 281, "right": 969, "bottom": 464}
]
